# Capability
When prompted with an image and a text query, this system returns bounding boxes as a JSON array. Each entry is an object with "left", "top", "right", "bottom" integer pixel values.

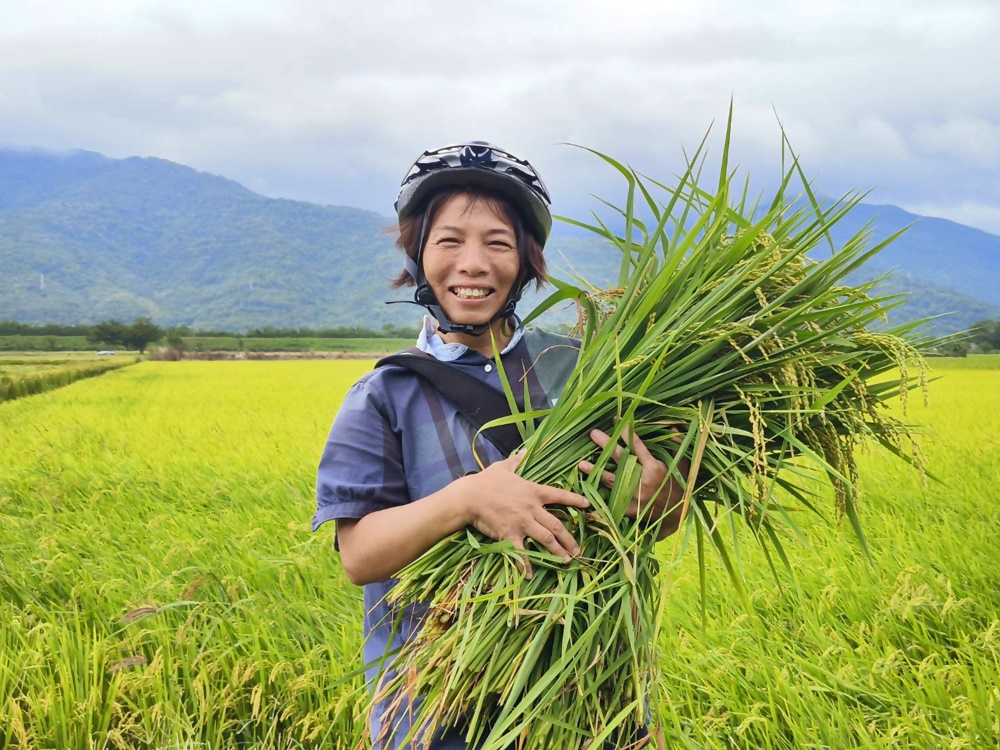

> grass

[
  {"left": 925, "top": 353, "right": 1000, "bottom": 370},
  {"left": 0, "top": 336, "right": 91, "bottom": 351},
  {"left": 0, "top": 358, "right": 997, "bottom": 748}
]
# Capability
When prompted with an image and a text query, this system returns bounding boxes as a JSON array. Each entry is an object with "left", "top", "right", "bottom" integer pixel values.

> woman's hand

[
  {"left": 577, "top": 427, "right": 690, "bottom": 539},
  {"left": 464, "top": 452, "right": 591, "bottom": 577},
  {"left": 337, "top": 453, "right": 589, "bottom": 586}
]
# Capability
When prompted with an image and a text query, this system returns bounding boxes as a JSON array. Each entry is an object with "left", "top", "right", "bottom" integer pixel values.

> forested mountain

[{"left": 1, "top": 148, "right": 998, "bottom": 334}]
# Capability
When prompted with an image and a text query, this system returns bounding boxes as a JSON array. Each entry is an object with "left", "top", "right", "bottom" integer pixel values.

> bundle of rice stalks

[{"left": 372, "top": 120, "right": 937, "bottom": 749}]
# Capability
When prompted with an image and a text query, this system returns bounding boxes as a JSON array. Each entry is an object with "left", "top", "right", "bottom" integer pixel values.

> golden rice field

[
  {"left": 0, "top": 354, "right": 135, "bottom": 403},
  {"left": 0, "top": 356, "right": 998, "bottom": 749}
]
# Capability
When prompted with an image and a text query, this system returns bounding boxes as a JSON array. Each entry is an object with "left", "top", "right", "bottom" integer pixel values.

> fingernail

[{"left": 571, "top": 546, "right": 581, "bottom": 556}]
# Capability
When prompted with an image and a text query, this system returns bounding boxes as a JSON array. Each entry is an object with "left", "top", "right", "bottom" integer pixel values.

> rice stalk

[{"left": 373, "top": 114, "right": 940, "bottom": 749}]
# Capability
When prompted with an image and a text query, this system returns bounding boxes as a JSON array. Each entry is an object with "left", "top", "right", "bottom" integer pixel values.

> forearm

[{"left": 337, "top": 479, "right": 472, "bottom": 586}]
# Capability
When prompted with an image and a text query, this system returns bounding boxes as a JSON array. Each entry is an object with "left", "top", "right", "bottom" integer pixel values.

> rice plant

[
  {"left": 0, "top": 358, "right": 997, "bottom": 748},
  {"left": 377, "top": 115, "right": 944, "bottom": 748}
]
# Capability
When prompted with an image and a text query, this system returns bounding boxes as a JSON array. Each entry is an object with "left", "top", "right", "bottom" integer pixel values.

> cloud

[
  {"left": 912, "top": 117, "right": 1000, "bottom": 168},
  {"left": 901, "top": 200, "right": 1000, "bottom": 235},
  {"left": 1, "top": 0, "right": 999, "bottom": 231}
]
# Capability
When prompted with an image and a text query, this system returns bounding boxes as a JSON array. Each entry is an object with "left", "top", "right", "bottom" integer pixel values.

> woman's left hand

[{"left": 578, "top": 427, "right": 690, "bottom": 539}]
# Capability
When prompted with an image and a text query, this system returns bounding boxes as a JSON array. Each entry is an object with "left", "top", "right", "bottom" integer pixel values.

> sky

[{"left": 2, "top": 0, "right": 1000, "bottom": 232}]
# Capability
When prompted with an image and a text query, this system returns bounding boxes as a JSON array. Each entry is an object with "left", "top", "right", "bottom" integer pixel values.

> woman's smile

[{"left": 450, "top": 285, "right": 494, "bottom": 300}]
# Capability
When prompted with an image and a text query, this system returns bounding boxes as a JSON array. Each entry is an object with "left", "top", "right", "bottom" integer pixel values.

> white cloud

[
  {"left": 912, "top": 117, "right": 1000, "bottom": 168},
  {"left": 901, "top": 201, "right": 1000, "bottom": 235},
  {"left": 0, "top": 0, "right": 999, "bottom": 230}
]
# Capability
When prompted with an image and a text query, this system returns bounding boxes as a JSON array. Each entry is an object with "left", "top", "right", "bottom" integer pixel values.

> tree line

[
  {"left": 87, "top": 318, "right": 164, "bottom": 354},
  {"left": 0, "top": 319, "right": 420, "bottom": 343},
  {"left": 965, "top": 319, "right": 1000, "bottom": 352},
  {"left": 5, "top": 317, "right": 1000, "bottom": 354}
]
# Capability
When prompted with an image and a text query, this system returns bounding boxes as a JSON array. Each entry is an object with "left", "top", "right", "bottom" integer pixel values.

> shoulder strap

[{"left": 374, "top": 348, "right": 523, "bottom": 456}]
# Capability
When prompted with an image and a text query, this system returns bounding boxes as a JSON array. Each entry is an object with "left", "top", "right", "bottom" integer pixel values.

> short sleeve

[{"left": 313, "top": 376, "right": 409, "bottom": 532}]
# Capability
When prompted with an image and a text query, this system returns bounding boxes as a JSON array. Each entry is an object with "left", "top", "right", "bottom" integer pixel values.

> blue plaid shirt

[{"left": 314, "top": 319, "right": 579, "bottom": 749}]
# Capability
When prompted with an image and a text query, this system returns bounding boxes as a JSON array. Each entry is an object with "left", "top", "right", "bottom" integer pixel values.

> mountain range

[{"left": 1, "top": 148, "right": 998, "bottom": 335}]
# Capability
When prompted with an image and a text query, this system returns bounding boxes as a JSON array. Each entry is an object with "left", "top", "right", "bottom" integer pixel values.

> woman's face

[{"left": 421, "top": 193, "right": 520, "bottom": 329}]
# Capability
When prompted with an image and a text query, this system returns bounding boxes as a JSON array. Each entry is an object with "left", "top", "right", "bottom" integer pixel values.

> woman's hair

[{"left": 391, "top": 186, "right": 547, "bottom": 292}]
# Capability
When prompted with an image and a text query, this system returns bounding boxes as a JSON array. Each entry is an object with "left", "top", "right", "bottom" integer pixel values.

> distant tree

[
  {"left": 969, "top": 319, "right": 1000, "bottom": 352},
  {"left": 164, "top": 326, "right": 189, "bottom": 352},
  {"left": 933, "top": 340, "right": 969, "bottom": 357},
  {"left": 87, "top": 320, "right": 128, "bottom": 349},
  {"left": 123, "top": 317, "right": 164, "bottom": 354}
]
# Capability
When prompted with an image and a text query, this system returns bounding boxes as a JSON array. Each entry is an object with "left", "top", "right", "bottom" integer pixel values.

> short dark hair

[{"left": 391, "top": 186, "right": 547, "bottom": 293}]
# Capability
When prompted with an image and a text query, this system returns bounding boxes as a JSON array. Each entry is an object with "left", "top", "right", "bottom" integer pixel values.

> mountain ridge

[{"left": 1, "top": 147, "right": 998, "bottom": 334}]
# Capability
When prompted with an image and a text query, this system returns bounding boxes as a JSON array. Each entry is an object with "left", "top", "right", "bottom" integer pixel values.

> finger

[
  {"left": 589, "top": 429, "right": 623, "bottom": 462},
  {"left": 579, "top": 460, "right": 617, "bottom": 490},
  {"left": 511, "top": 537, "right": 533, "bottom": 579},
  {"left": 541, "top": 484, "right": 591, "bottom": 509},
  {"left": 526, "top": 520, "right": 574, "bottom": 561},
  {"left": 536, "top": 509, "right": 581, "bottom": 558},
  {"left": 621, "top": 425, "right": 655, "bottom": 464},
  {"left": 504, "top": 451, "right": 526, "bottom": 471}
]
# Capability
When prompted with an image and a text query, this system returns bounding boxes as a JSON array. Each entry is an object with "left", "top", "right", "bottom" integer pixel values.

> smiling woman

[{"left": 312, "top": 142, "right": 683, "bottom": 749}]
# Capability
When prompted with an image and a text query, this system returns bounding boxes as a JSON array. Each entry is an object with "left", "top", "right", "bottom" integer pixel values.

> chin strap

[{"left": 387, "top": 214, "right": 524, "bottom": 337}]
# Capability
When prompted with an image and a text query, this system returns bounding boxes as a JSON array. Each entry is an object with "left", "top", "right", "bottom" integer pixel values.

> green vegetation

[
  {"left": 0, "top": 335, "right": 91, "bottom": 351},
  {"left": 969, "top": 319, "right": 1000, "bottom": 352},
  {"left": 1, "top": 148, "right": 998, "bottom": 334},
  {"left": 0, "top": 359, "right": 997, "bottom": 748},
  {"left": 0, "top": 335, "right": 413, "bottom": 354},
  {"left": 0, "top": 320, "right": 421, "bottom": 353},
  {"left": 182, "top": 337, "right": 413, "bottom": 353},
  {"left": 88, "top": 317, "right": 164, "bottom": 354},
  {"left": 928, "top": 352, "right": 1000, "bottom": 369}
]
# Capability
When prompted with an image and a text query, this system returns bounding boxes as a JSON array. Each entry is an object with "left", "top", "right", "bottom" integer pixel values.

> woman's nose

[{"left": 454, "top": 243, "right": 490, "bottom": 274}]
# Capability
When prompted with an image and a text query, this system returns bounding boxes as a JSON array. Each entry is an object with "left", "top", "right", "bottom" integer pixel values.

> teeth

[{"left": 453, "top": 287, "right": 491, "bottom": 299}]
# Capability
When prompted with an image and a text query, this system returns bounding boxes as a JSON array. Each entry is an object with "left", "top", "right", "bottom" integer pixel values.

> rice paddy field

[
  {"left": 0, "top": 354, "right": 135, "bottom": 403},
  {"left": 0, "top": 356, "right": 997, "bottom": 749}
]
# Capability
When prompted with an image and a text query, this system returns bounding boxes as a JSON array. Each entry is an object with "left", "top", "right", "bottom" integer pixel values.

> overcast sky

[{"left": 2, "top": 0, "right": 999, "bottom": 232}]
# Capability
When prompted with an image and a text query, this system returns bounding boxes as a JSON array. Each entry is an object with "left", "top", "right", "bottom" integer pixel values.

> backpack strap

[{"left": 375, "top": 348, "right": 523, "bottom": 457}]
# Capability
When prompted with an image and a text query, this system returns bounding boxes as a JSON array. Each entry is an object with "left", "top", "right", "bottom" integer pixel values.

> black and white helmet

[{"left": 395, "top": 141, "right": 552, "bottom": 244}]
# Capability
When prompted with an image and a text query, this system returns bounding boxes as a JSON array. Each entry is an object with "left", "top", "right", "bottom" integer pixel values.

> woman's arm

[{"left": 337, "top": 453, "right": 591, "bottom": 586}]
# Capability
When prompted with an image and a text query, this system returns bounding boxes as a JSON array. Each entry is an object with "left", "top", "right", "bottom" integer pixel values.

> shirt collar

[{"left": 415, "top": 315, "right": 524, "bottom": 362}]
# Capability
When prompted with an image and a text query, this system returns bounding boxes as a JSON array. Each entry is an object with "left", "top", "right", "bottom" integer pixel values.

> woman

[{"left": 314, "top": 142, "right": 684, "bottom": 749}]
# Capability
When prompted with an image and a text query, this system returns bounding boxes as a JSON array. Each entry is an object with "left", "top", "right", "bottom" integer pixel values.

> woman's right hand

[{"left": 462, "top": 453, "right": 590, "bottom": 577}]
